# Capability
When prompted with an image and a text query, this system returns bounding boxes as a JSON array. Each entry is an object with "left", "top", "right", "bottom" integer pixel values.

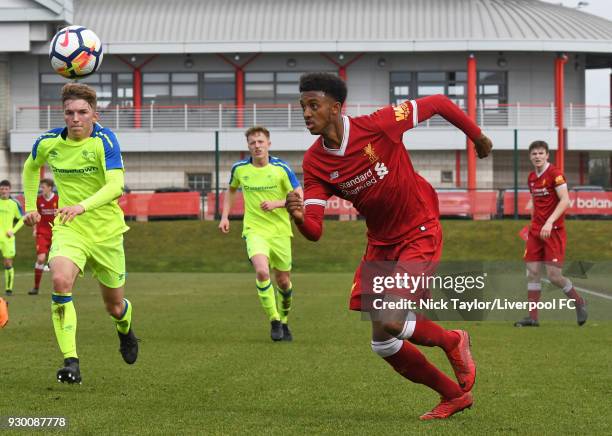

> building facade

[{"left": 2, "top": 0, "right": 612, "bottom": 193}]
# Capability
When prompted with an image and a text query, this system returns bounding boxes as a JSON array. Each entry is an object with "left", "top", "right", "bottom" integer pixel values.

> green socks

[
  {"left": 51, "top": 293, "right": 78, "bottom": 359},
  {"left": 111, "top": 298, "right": 132, "bottom": 334},
  {"left": 4, "top": 266, "right": 14, "bottom": 291},
  {"left": 277, "top": 285, "right": 293, "bottom": 324},
  {"left": 256, "top": 279, "right": 280, "bottom": 321}
]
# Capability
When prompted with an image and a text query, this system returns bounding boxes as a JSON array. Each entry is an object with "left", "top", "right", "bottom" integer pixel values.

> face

[
  {"left": 0, "top": 185, "right": 10, "bottom": 199},
  {"left": 40, "top": 183, "right": 53, "bottom": 196},
  {"left": 247, "top": 132, "right": 271, "bottom": 160},
  {"left": 64, "top": 98, "right": 98, "bottom": 141},
  {"left": 299, "top": 91, "right": 341, "bottom": 135},
  {"left": 529, "top": 147, "right": 549, "bottom": 169}
]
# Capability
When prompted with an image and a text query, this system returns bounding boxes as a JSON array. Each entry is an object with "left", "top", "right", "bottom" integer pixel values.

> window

[
  {"left": 244, "top": 72, "right": 333, "bottom": 105},
  {"left": 390, "top": 71, "right": 507, "bottom": 123},
  {"left": 441, "top": 170, "right": 453, "bottom": 183},
  {"left": 187, "top": 173, "right": 212, "bottom": 193}
]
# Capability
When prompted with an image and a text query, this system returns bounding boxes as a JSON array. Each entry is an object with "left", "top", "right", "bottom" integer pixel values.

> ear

[
  {"left": 331, "top": 100, "right": 343, "bottom": 115},
  {"left": 93, "top": 111, "right": 100, "bottom": 122}
]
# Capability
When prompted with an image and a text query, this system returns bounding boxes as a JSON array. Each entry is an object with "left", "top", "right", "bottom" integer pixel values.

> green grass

[
  {"left": 12, "top": 220, "right": 612, "bottom": 272},
  {"left": 2, "top": 272, "right": 611, "bottom": 435},
  {"left": 3, "top": 220, "right": 612, "bottom": 434}
]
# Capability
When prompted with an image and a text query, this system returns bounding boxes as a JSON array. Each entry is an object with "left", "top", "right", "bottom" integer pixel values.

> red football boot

[
  {"left": 419, "top": 392, "right": 473, "bottom": 421},
  {"left": 445, "top": 330, "right": 476, "bottom": 392}
]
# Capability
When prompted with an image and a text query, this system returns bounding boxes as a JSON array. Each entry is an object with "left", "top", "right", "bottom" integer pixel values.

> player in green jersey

[
  {"left": 219, "top": 126, "right": 302, "bottom": 341},
  {"left": 0, "top": 180, "right": 24, "bottom": 295},
  {"left": 21, "top": 83, "right": 138, "bottom": 384}
]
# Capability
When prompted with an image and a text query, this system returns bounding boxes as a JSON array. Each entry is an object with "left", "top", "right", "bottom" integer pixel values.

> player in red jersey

[
  {"left": 286, "top": 73, "right": 493, "bottom": 420},
  {"left": 515, "top": 140, "right": 587, "bottom": 327},
  {"left": 29, "top": 178, "right": 58, "bottom": 295}
]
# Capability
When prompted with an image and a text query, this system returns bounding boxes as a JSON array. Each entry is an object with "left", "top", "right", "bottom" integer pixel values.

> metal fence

[{"left": 13, "top": 103, "right": 612, "bottom": 131}]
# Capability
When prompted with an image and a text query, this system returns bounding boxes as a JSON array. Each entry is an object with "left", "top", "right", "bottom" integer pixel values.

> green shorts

[
  {"left": 0, "top": 238, "right": 16, "bottom": 258},
  {"left": 244, "top": 234, "right": 292, "bottom": 272},
  {"left": 49, "top": 227, "right": 126, "bottom": 289}
]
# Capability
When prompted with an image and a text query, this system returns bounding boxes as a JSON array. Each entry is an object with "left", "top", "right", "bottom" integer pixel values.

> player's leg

[
  {"left": 274, "top": 269, "right": 293, "bottom": 341},
  {"left": 514, "top": 261, "right": 543, "bottom": 327},
  {"left": 270, "top": 236, "right": 294, "bottom": 340},
  {"left": 49, "top": 255, "right": 82, "bottom": 383},
  {"left": 246, "top": 234, "right": 282, "bottom": 339},
  {"left": 545, "top": 264, "right": 587, "bottom": 326},
  {"left": 251, "top": 254, "right": 282, "bottom": 340},
  {"left": 90, "top": 234, "right": 137, "bottom": 363},
  {"left": 544, "top": 228, "right": 587, "bottom": 326},
  {"left": 370, "top": 315, "right": 472, "bottom": 420},
  {"left": 31, "top": 250, "right": 48, "bottom": 295},
  {"left": 517, "top": 230, "right": 545, "bottom": 327},
  {"left": 4, "top": 257, "right": 14, "bottom": 295},
  {"left": 3, "top": 239, "right": 16, "bottom": 295}
]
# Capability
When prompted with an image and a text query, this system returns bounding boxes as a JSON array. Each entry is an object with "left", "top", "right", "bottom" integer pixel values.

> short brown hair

[
  {"left": 62, "top": 82, "right": 97, "bottom": 110},
  {"left": 528, "top": 140, "right": 549, "bottom": 153},
  {"left": 245, "top": 125, "right": 270, "bottom": 140},
  {"left": 40, "top": 178, "right": 55, "bottom": 188}
]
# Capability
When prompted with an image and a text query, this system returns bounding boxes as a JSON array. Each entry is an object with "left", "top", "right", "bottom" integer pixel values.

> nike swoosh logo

[{"left": 61, "top": 30, "right": 70, "bottom": 47}]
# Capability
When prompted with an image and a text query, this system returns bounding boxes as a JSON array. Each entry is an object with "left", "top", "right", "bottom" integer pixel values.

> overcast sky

[{"left": 540, "top": 0, "right": 612, "bottom": 105}]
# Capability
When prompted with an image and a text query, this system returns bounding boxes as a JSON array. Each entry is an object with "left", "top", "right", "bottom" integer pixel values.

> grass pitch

[{"left": 2, "top": 271, "right": 611, "bottom": 435}]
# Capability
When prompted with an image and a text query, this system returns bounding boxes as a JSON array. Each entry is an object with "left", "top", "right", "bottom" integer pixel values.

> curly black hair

[{"left": 299, "top": 73, "right": 347, "bottom": 105}]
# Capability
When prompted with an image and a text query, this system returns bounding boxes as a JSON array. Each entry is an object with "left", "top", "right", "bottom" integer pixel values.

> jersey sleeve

[
  {"left": 229, "top": 164, "right": 243, "bottom": 189},
  {"left": 552, "top": 169, "right": 567, "bottom": 188},
  {"left": 297, "top": 157, "right": 334, "bottom": 241},
  {"left": 371, "top": 95, "right": 482, "bottom": 144},
  {"left": 271, "top": 158, "right": 301, "bottom": 192},
  {"left": 369, "top": 101, "right": 418, "bottom": 143},
  {"left": 97, "top": 127, "right": 124, "bottom": 171}
]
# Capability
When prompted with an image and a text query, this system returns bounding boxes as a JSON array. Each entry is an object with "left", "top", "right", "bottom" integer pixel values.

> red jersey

[
  {"left": 528, "top": 163, "right": 567, "bottom": 230},
  {"left": 36, "top": 193, "right": 58, "bottom": 236},
  {"left": 299, "top": 95, "right": 482, "bottom": 245}
]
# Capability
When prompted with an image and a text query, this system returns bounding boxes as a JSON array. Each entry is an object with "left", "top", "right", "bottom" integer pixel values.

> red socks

[
  {"left": 384, "top": 340, "right": 463, "bottom": 400},
  {"left": 409, "top": 314, "right": 459, "bottom": 352}
]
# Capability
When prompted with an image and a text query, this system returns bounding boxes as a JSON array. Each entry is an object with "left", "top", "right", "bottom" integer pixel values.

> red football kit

[
  {"left": 36, "top": 193, "right": 58, "bottom": 255},
  {"left": 524, "top": 163, "right": 567, "bottom": 264},
  {"left": 297, "top": 95, "right": 482, "bottom": 310}
]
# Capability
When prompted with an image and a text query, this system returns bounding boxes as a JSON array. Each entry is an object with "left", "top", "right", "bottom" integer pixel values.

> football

[{"left": 49, "top": 25, "right": 103, "bottom": 79}]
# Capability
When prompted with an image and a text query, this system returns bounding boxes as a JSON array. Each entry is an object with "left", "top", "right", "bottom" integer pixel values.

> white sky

[{"left": 541, "top": 0, "right": 612, "bottom": 106}]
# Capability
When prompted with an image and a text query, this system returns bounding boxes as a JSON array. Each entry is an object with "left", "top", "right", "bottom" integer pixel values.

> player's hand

[
  {"left": 474, "top": 133, "right": 493, "bottom": 158},
  {"left": 23, "top": 211, "right": 41, "bottom": 226},
  {"left": 57, "top": 205, "right": 85, "bottom": 224},
  {"left": 540, "top": 222, "right": 553, "bottom": 239},
  {"left": 260, "top": 200, "right": 279, "bottom": 212},
  {"left": 218, "top": 217, "right": 230, "bottom": 233},
  {"left": 5, "top": 230, "right": 14, "bottom": 239},
  {"left": 285, "top": 191, "right": 304, "bottom": 225}
]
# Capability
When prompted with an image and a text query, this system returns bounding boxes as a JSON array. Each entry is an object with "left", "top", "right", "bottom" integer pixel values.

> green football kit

[
  {"left": 22, "top": 123, "right": 132, "bottom": 359},
  {"left": 229, "top": 156, "right": 300, "bottom": 323}
]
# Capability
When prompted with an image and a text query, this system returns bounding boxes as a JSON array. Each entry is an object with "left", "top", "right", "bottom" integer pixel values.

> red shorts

[
  {"left": 36, "top": 233, "right": 52, "bottom": 255},
  {"left": 524, "top": 226, "right": 566, "bottom": 265},
  {"left": 349, "top": 222, "right": 443, "bottom": 311}
]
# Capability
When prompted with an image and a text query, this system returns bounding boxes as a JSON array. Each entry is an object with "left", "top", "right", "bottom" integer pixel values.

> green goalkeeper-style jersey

[
  {"left": 0, "top": 197, "right": 23, "bottom": 241},
  {"left": 229, "top": 156, "right": 300, "bottom": 238},
  {"left": 24, "top": 123, "right": 128, "bottom": 242}
]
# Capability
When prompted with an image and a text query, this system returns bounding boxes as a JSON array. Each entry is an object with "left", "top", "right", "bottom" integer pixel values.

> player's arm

[
  {"left": 262, "top": 186, "right": 304, "bottom": 211},
  {"left": 22, "top": 155, "right": 42, "bottom": 226},
  {"left": 7, "top": 202, "right": 25, "bottom": 237},
  {"left": 287, "top": 167, "right": 330, "bottom": 242},
  {"left": 219, "top": 186, "right": 238, "bottom": 233},
  {"left": 540, "top": 183, "right": 570, "bottom": 239},
  {"left": 414, "top": 95, "right": 492, "bottom": 158}
]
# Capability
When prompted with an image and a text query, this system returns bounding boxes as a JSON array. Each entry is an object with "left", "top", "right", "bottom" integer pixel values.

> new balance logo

[
  {"left": 375, "top": 162, "right": 388, "bottom": 179},
  {"left": 330, "top": 171, "right": 339, "bottom": 180}
]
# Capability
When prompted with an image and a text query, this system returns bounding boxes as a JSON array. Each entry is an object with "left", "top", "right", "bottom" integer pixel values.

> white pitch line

[{"left": 543, "top": 279, "right": 612, "bottom": 301}]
